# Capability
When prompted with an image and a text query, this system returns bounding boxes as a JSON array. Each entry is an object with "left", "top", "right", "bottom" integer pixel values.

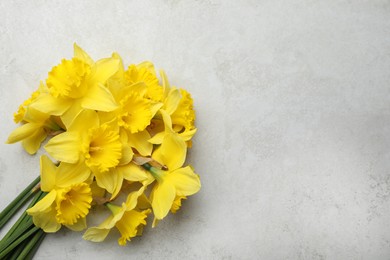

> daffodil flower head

[
  {"left": 145, "top": 110, "right": 201, "bottom": 221},
  {"left": 13, "top": 88, "right": 41, "bottom": 123},
  {"left": 171, "top": 89, "right": 196, "bottom": 131},
  {"left": 7, "top": 109, "right": 62, "bottom": 155},
  {"left": 124, "top": 62, "right": 163, "bottom": 101},
  {"left": 55, "top": 183, "right": 92, "bottom": 225},
  {"left": 26, "top": 155, "right": 92, "bottom": 232},
  {"left": 7, "top": 82, "right": 63, "bottom": 154},
  {"left": 171, "top": 195, "right": 187, "bottom": 214},
  {"left": 117, "top": 93, "right": 155, "bottom": 133},
  {"left": 83, "top": 187, "right": 151, "bottom": 246},
  {"left": 45, "top": 110, "right": 122, "bottom": 171},
  {"left": 83, "top": 124, "right": 122, "bottom": 172},
  {"left": 47, "top": 58, "right": 91, "bottom": 99},
  {"left": 109, "top": 204, "right": 151, "bottom": 246},
  {"left": 30, "top": 44, "right": 119, "bottom": 126}
]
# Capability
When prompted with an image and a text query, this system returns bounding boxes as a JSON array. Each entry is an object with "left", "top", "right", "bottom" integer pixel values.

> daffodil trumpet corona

[{"left": 2, "top": 44, "right": 200, "bottom": 257}]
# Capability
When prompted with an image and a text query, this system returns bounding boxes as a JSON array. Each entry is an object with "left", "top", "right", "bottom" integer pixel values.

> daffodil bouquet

[{"left": 0, "top": 44, "right": 200, "bottom": 258}]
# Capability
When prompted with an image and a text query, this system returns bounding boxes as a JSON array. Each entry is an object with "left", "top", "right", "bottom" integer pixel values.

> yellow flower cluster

[{"left": 7, "top": 44, "right": 200, "bottom": 246}]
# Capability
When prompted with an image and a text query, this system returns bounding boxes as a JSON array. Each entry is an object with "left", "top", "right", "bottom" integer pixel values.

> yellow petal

[
  {"left": 22, "top": 128, "right": 47, "bottom": 154},
  {"left": 23, "top": 107, "right": 50, "bottom": 123},
  {"left": 98, "top": 214, "right": 117, "bottom": 229},
  {"left": 160, "top": 109, "right": 174, "bottom": 133},
  {"left": 160, "top": 70, "right": 171, "bottom": 98},
  {"left": 27, "top": 188, "right": 62, "bottom": 233},
  {"left": 60, "top": 99, "right": 83, "bottom": 128},
  {"left": 91, "top": 57, "right": 120, "bottom": 84},
  {"left": 127, "top": 130, "right": 153, "bottom": 156},
  {"left": 30, "top": 203, "right": 61, "bottom": 233},
  {"left": 6, "top": 123, "right": 41, "bottom": 144},
  {"left": 151, "top": 102, "right": 163, "bottom": 118},
  {"left": 105, "top": 204, "right": 127, "bottom": 228},
  {"left": 137, "top": 61, "right": 156, "bottom": 73},
  {"left": 83, "top": 226, "right": 111, "bottom": 242},
  {"left": 56, "top": 161, "right": 91, "bottom": 188},
  {"left": 68, "top": 109, "right": 99, "bottom": 133},
  {"left": 136, "top": 193, "right": 151, "bottom": 210},
  {"left": 40, "top": 155, "right": 57, "bottom": 192},
  {"left": 83, "top": 210, "right": 123, "bottom": 242},
  {"left": 121, "top": 163, "right": 149, "bottom": 182},
  {"left": 30, "top": 93, "right": 72, "bottom": 116},
  {"left": 120, "top": 82, "right": 147, "bottom": 98},
  {"left": 150, "top": 180, "right": 176, "bottom": 220},
  {"left": 168, "top": 166, "right": 201, "bottom": 196},
  {"left": 45, "top": 132, "right": 81, "bottom": 163},
  {"left": 81, "top": 83, "right": 118, "bottom": 112},
  {"left": 179, "top": 128, "right": 197, "bottom": 142},
  {"left": 153, "top": 132, "right": 186, "bottom": 171},
  {"left": 109, "top": 52, "right": 125, "bottom": 87},
  {"left": 119, "top": 143, "right": 134, "bottom": 165},
  {"left": 148, "top": 132, "right": 164, "bottom": 145},
  {"left": 73, "top": 43, "right": 94, "bottom": 65},
  {"left": 164, "top": 88, "right": 181, "bottom": 115},
  {"left": 66, "top": 217, "right": 87, "bottom": 231},
  {"left": 171, "top": 196, "right": 187, "bottom": 214},
  {"left": 116, "top": 209, "right": 150, "bottom": 246},
  {"left": 27, "top": 190, "right": 57, "bottom": 215},
  {"left": 55, "top": 183, "right": 92, "bottom": 225},
  {"left": 94, "top": 168, "right": 123, "bottom": 198},
  {"left": 125, "top": 186, "right": 146, "bottom": 210},
  {"left": 119, "top": 129, "right": 133, "bottom": 165}
]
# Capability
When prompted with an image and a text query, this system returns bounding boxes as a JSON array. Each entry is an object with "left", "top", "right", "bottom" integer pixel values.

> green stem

[
  {"left": 142, "top": 163, "right": 162, "bottom": 181},
  {"left": 0, "top": 226, "right": 39, "bottom": 259},
  {"left": 16, "top": 228, "right": 45, "bottom": 260},
  {"left": 0, "top": 193, "right": 34, "bottom": 230},
  {"left": 25, "top": 230, "right": 45, "bottom": 260},
  {"left": 7, "top": 239, "right": 28, "bottom": 260},
  {"left": 0, "top": 191, "right": 46, "bottom": 259},
  {"left": 1, "top": 216, "right": 33, "bottom": 249},
  {"left": 2, "top": 190, "right": 44, "bottom": 242},
  {"left": 0, "top": 176, "right": 40, "bottom": 229}
]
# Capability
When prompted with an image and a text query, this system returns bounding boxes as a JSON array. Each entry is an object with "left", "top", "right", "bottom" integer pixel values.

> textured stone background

[{"left": 0, "top": 1, "right": 390, "bottom": 259}]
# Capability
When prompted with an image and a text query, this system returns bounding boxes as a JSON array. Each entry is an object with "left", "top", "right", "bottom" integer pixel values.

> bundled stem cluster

[{"left": 0, "top": 177, "right": 46, "bottom": 259}]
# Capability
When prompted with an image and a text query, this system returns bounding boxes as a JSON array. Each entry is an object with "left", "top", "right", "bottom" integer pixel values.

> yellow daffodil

[
  {"left": 170, "top": 88, "right": 196, "bottom": 131},
  {"left": 7, "top": 83, "right": 63, "bottom": 154},
  {"left": 94, "top": 124, "right": 154, "bottom": 199},
  {"left": 45, "top": 109, "right": 123, "bottom": 173},
  {"left": 83, "top": 187, "right": 151, "bottom": 246},
  {"left": 153, "top": 71, "right": 197, "bottom": 145},
  {"left": 124, "top": 62, "right": 163, "bottom": 102},
  {"left": 5, "top": 45, "right": 201, "bottom": 250},
  {"left": 99, "top": 56, "right": 163, "bottom": 134},
  {"left": 99, "top": 82, "right": 162, "bottom": 134},
  {"left": 95, "top": 160, "right": 153, "bottom": 200},
  {"left": 148, "top": 109, "right": 197, "bottom": 148},
  {"left": 30, "top": 44, "right": 119, "bottom": 126},
  {"left": 117, "top": 92, "right": 159, "bottom": 133},
  {"left": 13, "top": 87, "right": 41, "bottom": 124},
  {"left": 92, "top": 129, "right": 154, "bottom": 200},
  {"left": 145, "top": 110, "right": 201, "bottom": 221},
  {"left": 26, "top": 155, "right": 92, "bottom": 232},
  {"left": 171, "top": 196, "right": 187, "bottom": 214}
]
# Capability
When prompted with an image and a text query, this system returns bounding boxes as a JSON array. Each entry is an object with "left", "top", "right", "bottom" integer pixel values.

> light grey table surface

[{"left": 0, "top": 1, "right": 389, "bottom": 259}]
